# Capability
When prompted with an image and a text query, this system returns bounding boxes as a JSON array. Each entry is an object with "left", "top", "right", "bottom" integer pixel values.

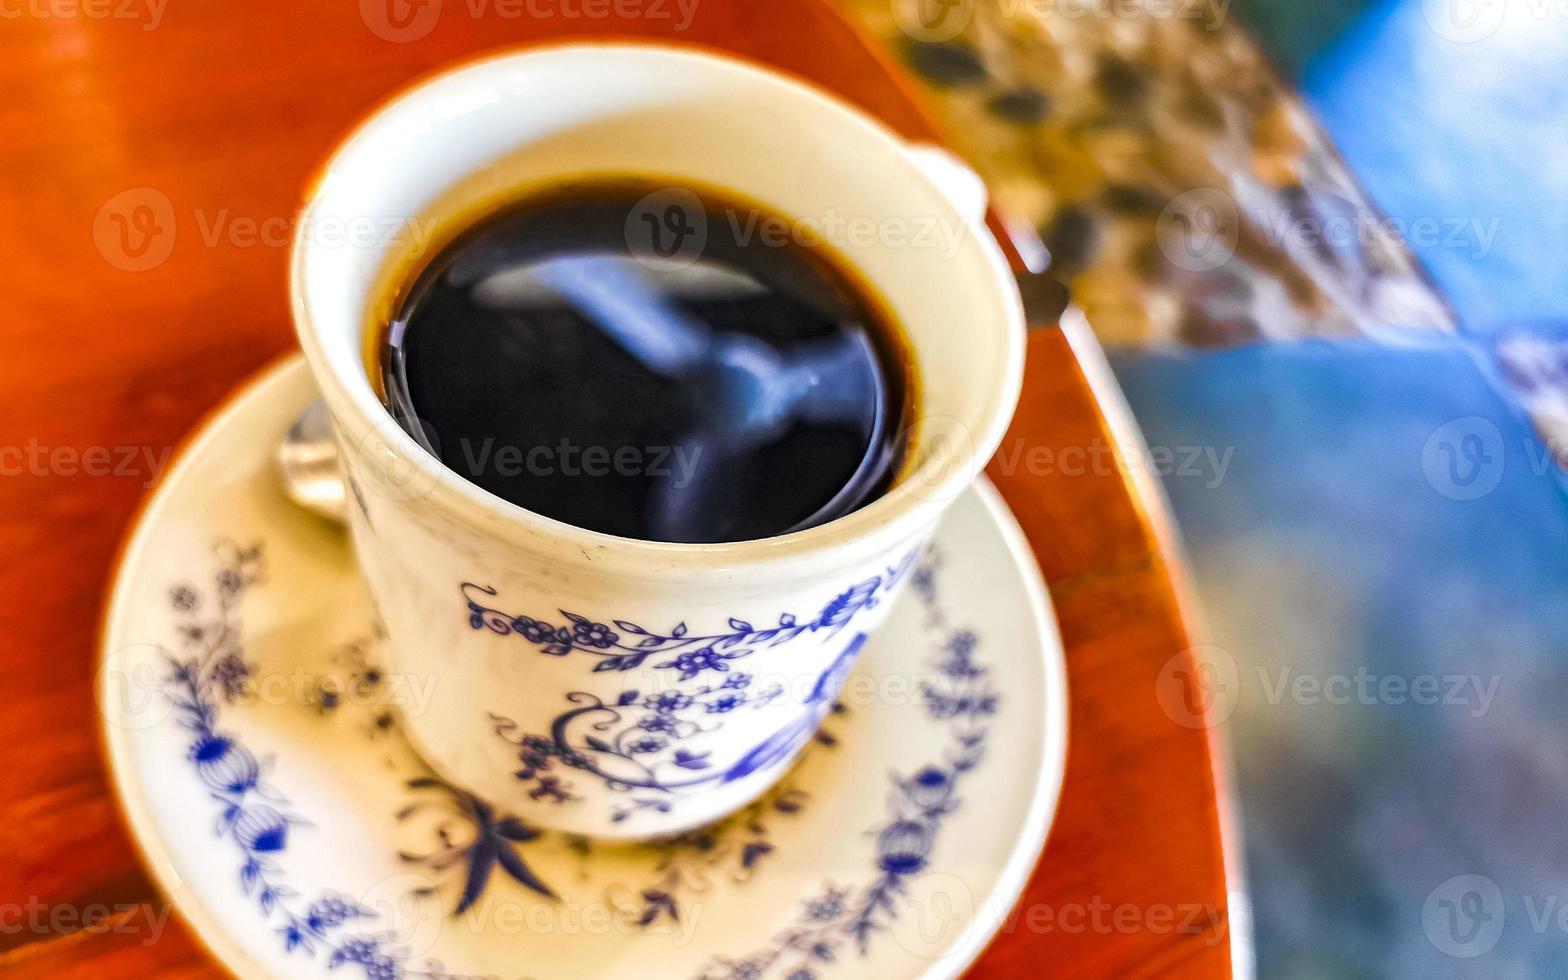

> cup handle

[
  {"left": 903, "top": 141, "right": 1069, "bottom": 322},
  {"left": 901, "top": 143, "right": 989, "bottom": 227}
]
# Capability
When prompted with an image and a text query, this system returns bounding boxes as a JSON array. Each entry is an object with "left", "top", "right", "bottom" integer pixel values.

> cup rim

[{"left": 291, "top": 40, "right": 1024, "bottom": 572}]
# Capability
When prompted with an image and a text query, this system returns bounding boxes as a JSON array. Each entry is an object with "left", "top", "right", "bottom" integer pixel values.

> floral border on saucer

[
  {"left": 158, "top": 542, "right": 501, "bottom": 980},
  {"left": 153, "top": 542, "right": 994, "bottom": 980}
]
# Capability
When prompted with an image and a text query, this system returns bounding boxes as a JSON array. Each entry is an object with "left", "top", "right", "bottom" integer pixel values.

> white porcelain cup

[{"left": 291, "top": 42, "right": 1024, "bottom": 839}]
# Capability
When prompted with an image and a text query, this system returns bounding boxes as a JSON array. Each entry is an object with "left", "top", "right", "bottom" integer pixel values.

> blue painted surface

[
  {"left": 1303, "top": 0, "right": 1568, "bottom": 329},
  {"left": 1107, "top": 1, "right": 1568, "bottom": 971},
  {"left": 1114, "top": 341, "right": 1568, "bottom": 975}
]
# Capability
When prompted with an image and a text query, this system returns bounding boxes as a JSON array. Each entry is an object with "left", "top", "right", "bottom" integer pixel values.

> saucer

[{"left": 99, "top": 357, "right": 1068, "bottom": 980}]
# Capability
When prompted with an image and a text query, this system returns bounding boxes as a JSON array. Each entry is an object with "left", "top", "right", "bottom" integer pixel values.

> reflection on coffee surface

[{"left": 378, "top": 178, "right": 912, "bottom": 544}]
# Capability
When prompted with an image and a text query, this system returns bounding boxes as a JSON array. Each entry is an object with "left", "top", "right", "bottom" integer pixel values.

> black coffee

[{"left": 378, "top": 178, "right": 910, "bottom": 544}]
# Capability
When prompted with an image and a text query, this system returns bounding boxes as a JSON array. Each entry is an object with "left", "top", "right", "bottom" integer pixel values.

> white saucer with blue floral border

[{"left": 99, "top": 356, "right": 1068, "bottom": 980}]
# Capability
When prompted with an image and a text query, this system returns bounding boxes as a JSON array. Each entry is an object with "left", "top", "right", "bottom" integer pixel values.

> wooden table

[{"left": 0, "top": 1, "right": 1234, "bottom": 976}]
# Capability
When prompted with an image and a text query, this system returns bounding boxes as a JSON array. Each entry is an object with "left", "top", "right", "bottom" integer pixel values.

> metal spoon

[{"left": 276, "top": 397, "right": 347, "bottom": 524}]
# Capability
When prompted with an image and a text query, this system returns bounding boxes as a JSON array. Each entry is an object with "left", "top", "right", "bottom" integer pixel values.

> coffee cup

[{"left": 291, "top": 42, "right": 1024, "bottom": 838}]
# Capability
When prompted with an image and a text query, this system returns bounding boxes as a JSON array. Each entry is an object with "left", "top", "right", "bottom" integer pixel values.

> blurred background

[{"left": 841, "top": 0, "right": 1568, "bottom": 975}]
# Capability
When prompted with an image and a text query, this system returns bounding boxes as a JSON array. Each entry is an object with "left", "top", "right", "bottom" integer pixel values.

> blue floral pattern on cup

[
  {"left": 471, "top": 549, "right": 917, "bottom": 824},
  {"left": 491, "top": 634, "right": 866, "bottom": 824},
  {"left": 461, "top": 549, "right": 917, "bottom": 674}
]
